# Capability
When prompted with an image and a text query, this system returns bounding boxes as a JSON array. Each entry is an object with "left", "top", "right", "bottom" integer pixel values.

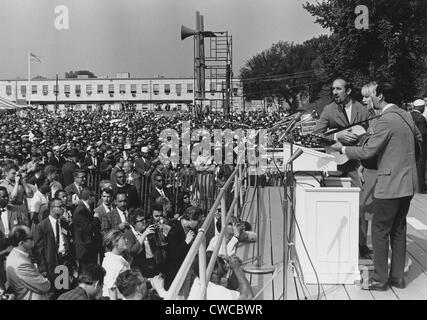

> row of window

[
  {"left": 4, "top": 83, "right": 198, "bottom": 97},
  {"left": 5, "top": 82, "right": 241, "bottom": 97}
]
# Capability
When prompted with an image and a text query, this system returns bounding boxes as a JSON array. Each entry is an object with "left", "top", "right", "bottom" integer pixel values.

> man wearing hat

[{"left": 411, "top": 99, "right": 427, "bottom": 192}]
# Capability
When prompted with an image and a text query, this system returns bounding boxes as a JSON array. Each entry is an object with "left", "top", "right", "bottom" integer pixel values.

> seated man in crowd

[
  {"left": 5, "top": 226, "right": 51, "bottom": 300},
  {"left": 115, "top": 269, "right": 155, "bottom": 300},
  {"left": 188, "top": 251, "right": 254, "bottom": 300},
  {"left": 57, "top": 263, "right": 106, "bottom": 300}
]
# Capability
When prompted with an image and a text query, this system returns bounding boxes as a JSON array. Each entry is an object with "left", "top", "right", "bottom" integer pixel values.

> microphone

[
  {"left": 286, "top": 148, "right": 304, "bottom": 166},
  {"left": 277, "top": 112, "right": 304, "bottom": 142}
]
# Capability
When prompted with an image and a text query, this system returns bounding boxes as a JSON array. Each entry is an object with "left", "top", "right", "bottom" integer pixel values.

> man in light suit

[
  {"left": 313, "top": 78, "right": 372, "bottom": 258},
  {"left": 93, "top": 187, "right": 114, "bottom": 264},
  {"left": 65, "top": 169, "right": 87, "bottom": 212},
  {"left": 331, "top": 82, "right": 421, "bottom": 291},
  {"left": 100, "top": 191, "right": 129, "bottom": 237},
  {"left": 5, "top": 225, "right": 51, "bottom": 300}
]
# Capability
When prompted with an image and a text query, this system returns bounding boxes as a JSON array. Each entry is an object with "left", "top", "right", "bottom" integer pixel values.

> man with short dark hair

[
  {"left": 65, "top": 169, "right": 87, "bottom": 211},
  {"left": 0, "top": 186, "right": 24, "bottom": 240},
  {"left": 73, "top": 188, "right": 100, "bottom": 273},
  {"left": 113, "top": 169, "right": 139, "bottom": 210},
  {"left": 187, "top": 252, "right": 254, "bottom": 300},
  {"left": 57, "top": 263, "right": 106, "bottom": 300},
  {"left": 33, "top": 197, "right": 75, "bottom": 298},
  {"left": 115, "top": 269, "right": 148, "bottom": 300},
  {"left": 100, "top": 191, "right": 129, "bottom": 236}
]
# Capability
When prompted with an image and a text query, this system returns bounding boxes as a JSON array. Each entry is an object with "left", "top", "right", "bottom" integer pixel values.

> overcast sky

[{"left": 0, "top": 0, "right": 327, "bottom": 79}]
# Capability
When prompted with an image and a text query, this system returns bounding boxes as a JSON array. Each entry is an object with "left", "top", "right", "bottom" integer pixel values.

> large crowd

[{"left": 0, "top": 108, "right": 285, "bottom": 300}]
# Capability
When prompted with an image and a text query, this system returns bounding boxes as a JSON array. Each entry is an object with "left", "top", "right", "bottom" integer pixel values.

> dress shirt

[
  {"left": 155, "top": 187, "right": 165, "bottom": 198},
  {"left": 102, "top": 203, "right": 111, "bottom": 214},
  {"left": 48, "top": 215, "right": 65, "bottom": 254},
  {"left": 116, "top": 208, "right": 127, "bottom": 223},
  {"left": 1, "top": 208, "right": 9, "bottom": 237}
]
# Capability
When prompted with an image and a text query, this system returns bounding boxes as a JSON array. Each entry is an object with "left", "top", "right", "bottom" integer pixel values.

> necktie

[
  {"left": 341, "top": 104, "right": 350, "bottom": 125},
  {"left": 55, "top": 219, "right": 60, "bottom": 247}
]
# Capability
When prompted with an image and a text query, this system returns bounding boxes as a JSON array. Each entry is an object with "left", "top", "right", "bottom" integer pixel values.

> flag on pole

[{"left": 30, "top": 52, "right": 41, "bottom": 63}]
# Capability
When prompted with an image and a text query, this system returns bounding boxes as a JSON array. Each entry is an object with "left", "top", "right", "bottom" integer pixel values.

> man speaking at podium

[
  {"left": 331, "top": 82, "right": 420, "bottom": 291},
  {"left": 313, "top": 78, "right": 371, "bottom": 258}
]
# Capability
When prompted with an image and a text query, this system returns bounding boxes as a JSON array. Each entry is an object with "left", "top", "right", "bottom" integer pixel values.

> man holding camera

[{"left": 123, "top": 209, "right": 165, "bottom": 278}]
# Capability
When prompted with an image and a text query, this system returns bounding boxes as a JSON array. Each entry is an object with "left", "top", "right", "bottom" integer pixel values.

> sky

[{"left": 0, "top": 0, "right": 328, "bottom": 80}]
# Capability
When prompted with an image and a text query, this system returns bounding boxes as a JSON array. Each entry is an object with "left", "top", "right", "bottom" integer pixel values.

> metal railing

[{"left": 165, "top": 162, "right": 247, "bottom": 300}]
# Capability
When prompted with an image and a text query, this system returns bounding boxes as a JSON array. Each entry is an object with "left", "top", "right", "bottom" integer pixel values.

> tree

[
  {"left": 304, "top": 0, "right": 427, "bottom": 102},
  {"left": 65, "top": 70, "right": 97, "bottom": 78},
  {"left": 239, "top": 38, "right": 327, "bottom": 111}
]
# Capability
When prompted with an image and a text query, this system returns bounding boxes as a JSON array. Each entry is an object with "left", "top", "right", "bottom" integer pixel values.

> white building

[{"left": 0, "top": 74, "right": 244, "bottom": 112}]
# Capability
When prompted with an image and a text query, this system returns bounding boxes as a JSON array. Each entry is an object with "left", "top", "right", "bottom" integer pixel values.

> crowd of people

[{"left": 0, "top": 109, "right": 278, "bottom": 300}]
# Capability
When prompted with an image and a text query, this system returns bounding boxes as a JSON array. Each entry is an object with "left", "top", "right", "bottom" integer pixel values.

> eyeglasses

[
  {"left": 25, "top": 236, "right": 33, "bottom": 241},
  {"left": 135, "top": 219, "right": 145, "bottom": 223}
]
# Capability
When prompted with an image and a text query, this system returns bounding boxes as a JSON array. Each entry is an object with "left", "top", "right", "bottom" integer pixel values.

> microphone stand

[{"left": 282, "top": 122, "right": 300, "bottom": 300}]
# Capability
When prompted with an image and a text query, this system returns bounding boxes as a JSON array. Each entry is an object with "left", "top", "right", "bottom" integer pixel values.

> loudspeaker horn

[{"left": 181, "top": 25, "right": 196, "bottom": 40}]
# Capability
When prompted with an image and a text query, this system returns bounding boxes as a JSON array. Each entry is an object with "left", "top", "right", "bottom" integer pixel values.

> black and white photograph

[{"left": 0, "top": 0, "right": 427, "bottom": 305}]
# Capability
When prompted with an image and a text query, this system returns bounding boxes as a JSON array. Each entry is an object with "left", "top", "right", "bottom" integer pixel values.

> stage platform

[{"left": 237, "top": 187, "right": 427, "bottom": 300}]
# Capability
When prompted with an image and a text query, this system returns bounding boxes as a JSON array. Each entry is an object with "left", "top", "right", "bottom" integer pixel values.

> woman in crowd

[{"left": 101, "top": 229, "right": 130, "bottom": 299}]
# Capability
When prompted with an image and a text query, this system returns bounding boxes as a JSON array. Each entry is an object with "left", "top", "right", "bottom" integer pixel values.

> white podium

[
  {"left": 294, "top": 176, "right": 360, "bottom": 284},
  {"left": 262, "top": 143, "right": 338, "bottom": 173}
]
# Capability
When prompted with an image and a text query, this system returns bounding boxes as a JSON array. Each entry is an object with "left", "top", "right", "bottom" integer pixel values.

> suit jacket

[
  {"left": 113, "top": 183, "right": 139, "bottom": 209},
  {"left": 0, "top": 205, "right": 25, "bottom": 238},
  {"left": 126, "top": 171, "right": 142, "bottom": 196},
  {"left": 100, "top": 208, "right": 128, "bottom": 236},
  {"left": 65, "top": 183, "right": 83, "bottom": 209},
  {"left": 164, "top": 221, "right": 192, "bottom": 289},
  {"left": 73, "top": 202, "right": 100, "bottom": 261},
  {"left": 313, "top": 100, "right": 371, "bottom": 136},
  {"left": 110, "top": 166, "right": 121, "bottom": 185},
  {"left": 83, "top": 156, "right": 101, "bottom": 172},
  {"left": 61, "top": 161, "right": 79, "bottom": 188},
  {"left": 5, "top": 247, "right": 51, "bottom": 300},
  {"left": 135, "top": 157, "right": 151, "bottom": 176},
  {"left": 313, "top": 100, "right": 371, "bottom": 173},
  {"left": 346, "top": 105, "right": 421, "bottom": 199},
  {"left": 48, "top": 156, "right": 65, "bottom": 169},
  {"left": 33, "top": 217, "right": 75, "bottom": 280},
  {"left": 410, "top": 110, "right": 427, "bottom": 155}
]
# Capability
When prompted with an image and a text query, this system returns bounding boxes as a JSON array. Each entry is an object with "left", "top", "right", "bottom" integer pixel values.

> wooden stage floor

[{"left": 237, "top": 187, "right": 427, "bottom": 300}]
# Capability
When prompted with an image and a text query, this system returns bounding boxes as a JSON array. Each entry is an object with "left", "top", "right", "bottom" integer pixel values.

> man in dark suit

[
  {"left": 0, "top": 186, "right": 26, "bottom": 240},
  {"left": 60, "top": 149, "right": 80, "bottom": 188},
  {"left": 33, "top": 197, "right": 76, "bottom": 298},
  {"left": 49, "top": 146, "right": 66, "bottom": 168},
  {"left": 73, "top": 188, "right": 100, "bottom": 273},
  {"left": 313, "top": 78, "right": 372, "bottom": 258},
  {"left": 110, "top": 155, "right": 124, "bottom": 185},
  {"left": 331, "top": 82, "right": 421, "bottom": 290},
  {"left": 100, "top": 191, "right": 129, "bottom": 237},
  {"left": 113, "top": 169, "right": 139, "bottom": 210},
  {"left": 411, "top": 99, "right": 427, "bottom": 192},
  {"left": 150, "top": 173, "right": 173, "bottom": 207},
  {"left": 64, "top": 169, "right": 87, "bottom": 212},
  {"left": 83, "top": 146, "right": 100, "bottom": 174},
  {"left": 123, "top": 160, "right": 142, "bottom": 197}
]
